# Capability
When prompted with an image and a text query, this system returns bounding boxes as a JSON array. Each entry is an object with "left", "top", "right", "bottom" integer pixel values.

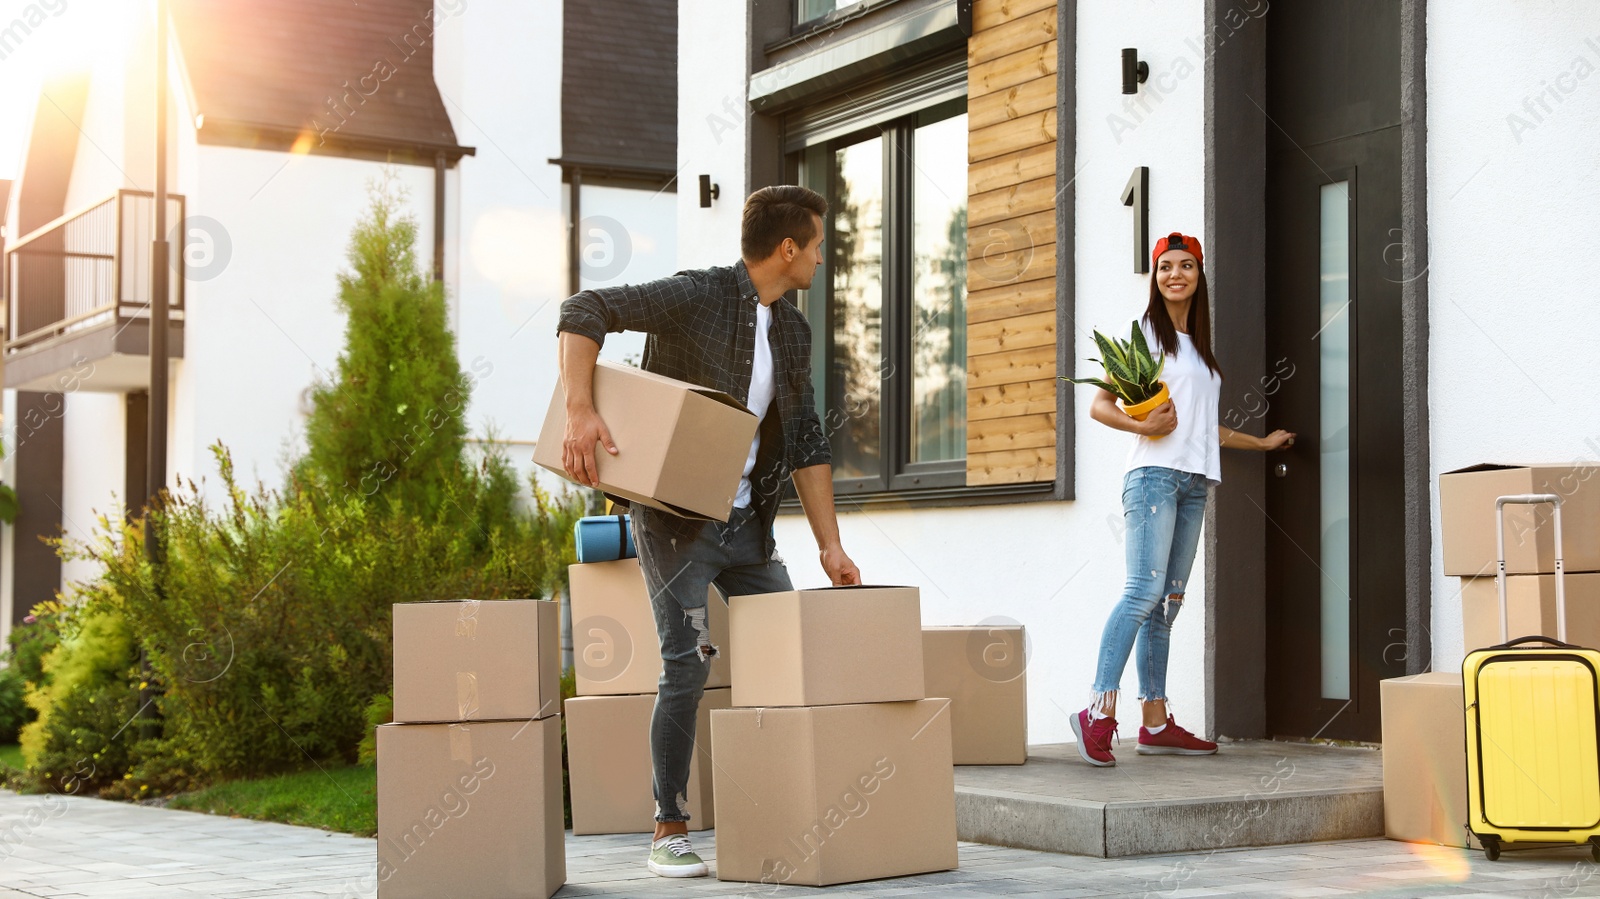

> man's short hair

[{"left": 741, "top": 185, "right": 828, "bottom": 261}]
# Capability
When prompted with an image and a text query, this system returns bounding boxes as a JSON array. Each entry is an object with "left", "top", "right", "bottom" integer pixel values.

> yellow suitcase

[{"left": 1463, "top": 493, "right": 1600, "bottom": 861}]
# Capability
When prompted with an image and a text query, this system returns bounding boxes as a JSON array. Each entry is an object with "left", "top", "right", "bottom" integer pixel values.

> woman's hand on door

[{"left": 1261, "top": 429, "right": 1296, "bottom": 451}]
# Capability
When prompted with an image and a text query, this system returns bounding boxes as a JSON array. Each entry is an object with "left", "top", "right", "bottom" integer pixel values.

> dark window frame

[{"left": 787, "top": 98, "right": 968, "bottom": 500}]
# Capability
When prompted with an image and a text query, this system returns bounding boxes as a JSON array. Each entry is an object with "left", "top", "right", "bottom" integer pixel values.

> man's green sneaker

[{"left": 648, "top": 834, "right": 709, "bottom": 878}]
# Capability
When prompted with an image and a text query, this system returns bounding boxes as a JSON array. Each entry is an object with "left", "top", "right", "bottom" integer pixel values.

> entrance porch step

[{"left": 954, "top": 740, "right": 1384, "bottom": 857}]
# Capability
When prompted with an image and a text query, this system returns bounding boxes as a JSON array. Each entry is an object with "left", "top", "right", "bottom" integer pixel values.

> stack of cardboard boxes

[
  {"left": 1382, "top": 462, "right": 1600, "bottom": 848},
  {"left": 377, "top": 599, "right": 566, "bottom": 899},
  {"left": 712, "top": 586, "right": 959, "bottom": 887},
  {"left": 565, "top": 559, "right": 733, "bottom": 833}
]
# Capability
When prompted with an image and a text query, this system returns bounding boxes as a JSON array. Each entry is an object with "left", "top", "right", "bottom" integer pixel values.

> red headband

[{"left": 1152, "top": 232, "right": 1202, "bottom": 269}]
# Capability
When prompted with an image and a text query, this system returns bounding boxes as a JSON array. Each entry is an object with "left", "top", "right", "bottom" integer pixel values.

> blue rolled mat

[{"left": 574, "top": 514, "right": 636, "bottom": 563}]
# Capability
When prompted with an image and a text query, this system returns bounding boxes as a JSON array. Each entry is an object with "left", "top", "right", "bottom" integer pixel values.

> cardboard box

[
  {"left": 1459, "top": 573, "right": 1600, "bottom": 650},
  {"left": 569, "top": 559, "right": 731, "bottom": 695},
  {"left": 533, "top": 361, "right": 759, "bottom": 521},
  {"left": 393, "top": 600, "right": 560, "bottom": 724},
  {"left": 565, "top": 688, "right": 730, "bottom": 834},
  {"left": 729, "top": 586, "right": 925, "bottom": 708},
  {"left": 1439, "top": 463, "right": 1600, "bottom": 576},
  {"left": 376, "top": 716, "right": 565, "bottom": 898},
  {"left": 1380, "top": 673, "right": 1478, "bottom": 849},
  {"left": 922, "top": 626, "right": 1028, "bottom": 765},
  {"left": 710, "top": 699, "right": 958, "bottom": 886}
]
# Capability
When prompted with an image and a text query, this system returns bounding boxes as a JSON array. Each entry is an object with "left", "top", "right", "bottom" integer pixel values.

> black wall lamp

[
  {"left": 1121, "top": 48, "right": 1148, "bottom": 94},
  {"left": 699, "top": 174, "right": 720, "bottom": 208}
]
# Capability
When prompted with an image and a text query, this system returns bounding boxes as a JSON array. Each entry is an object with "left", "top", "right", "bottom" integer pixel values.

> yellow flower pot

[{"left": 1121, "top": 382, "right": 1169, "bottom": 424}]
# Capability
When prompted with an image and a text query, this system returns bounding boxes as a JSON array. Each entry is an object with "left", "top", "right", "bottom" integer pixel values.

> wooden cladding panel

[
  {"left": 968, "top": 412, "right": 1057, "bottom": 454},
  {"left": 968, "top": 210, "right": 1056, "bottom": 261},
  {"left": 969, "top": 108, "right": 1057, "bottom": 163},
  {"left": 967, "top": 310, "right": 1056, "bottom": 357},
  {"left": 968, "top": 277, "right": 1056, "bottom": 324},
  {"left": 969, "top": 39, "right": 1057, "bottom": 98},
  {"left": 969, "top": 240, "right": 1056, "bottom": 292},
  {"left": 968, "top": 378, "right": 1059, "bottom": 422},
  {"left": 968, "top": 446, "right": 1056, "bottom": 484},
  {"left": 970, "top": 143, "right": 1055, "bottom": 195},
  {"left": 972, "top": 0, "right": 1057, "bottom": 31},
  {"left": 968, "top": 343, "right": 1056, "bottom": 390},
  {"left": 969, "top": 77, "right": 1058, "bottom": 130},
  {"left": 968, "top": 8, "right": 1058, "bottom": 66},
  {"left": 967, "top": 0, "right": 1058, "bottom": 488}
]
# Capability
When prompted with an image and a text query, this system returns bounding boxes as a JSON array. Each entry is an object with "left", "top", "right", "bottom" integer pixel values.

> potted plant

[{"left": 1063, "top": 321, "right": 1170, "bottom": 427}]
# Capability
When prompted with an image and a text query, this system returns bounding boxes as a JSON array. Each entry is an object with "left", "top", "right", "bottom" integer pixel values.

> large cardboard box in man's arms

[
  {"left": 534, "top": 361, "right": 758, "bottom": 522},
  {"left": 1439, "top": 463, "right": 1600, "bottom": 576}
]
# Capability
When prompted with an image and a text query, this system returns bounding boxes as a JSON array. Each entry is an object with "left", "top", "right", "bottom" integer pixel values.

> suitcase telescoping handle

[{"left": 1495, "top": 493, "right": 1565, "bottom": 645}]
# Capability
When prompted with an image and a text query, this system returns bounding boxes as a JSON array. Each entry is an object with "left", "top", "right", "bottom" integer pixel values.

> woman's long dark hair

[{"left": 1143, "top": 270, "right": 1223, "bottom": 378}]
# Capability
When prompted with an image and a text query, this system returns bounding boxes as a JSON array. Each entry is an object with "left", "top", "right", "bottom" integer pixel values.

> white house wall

[
  {"left": 434, "top": 0, "right": 565, "bottom": 492},
  {"left": 677, "top": 0, "right": 749, "bottom": 269},
  {"left": 178, "top": 147, "right": 437, "bottom": 494},
  {"left": 1425, "top": 2, "right": 1600, "bottom": 671},
  {"left": 680, "top": 1, "right": 1211, "bottom": 745}
]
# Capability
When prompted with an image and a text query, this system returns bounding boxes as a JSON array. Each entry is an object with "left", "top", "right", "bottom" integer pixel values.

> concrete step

[{"left": 953, "top": 740, "right": 1385, "bottom": 857}]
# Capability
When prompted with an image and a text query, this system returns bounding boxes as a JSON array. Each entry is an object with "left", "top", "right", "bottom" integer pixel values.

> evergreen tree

[{"left": 300, "top": 171, "right": 469, "bottom": 515}]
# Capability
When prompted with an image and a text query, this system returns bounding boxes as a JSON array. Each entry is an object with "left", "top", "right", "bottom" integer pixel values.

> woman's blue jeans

[{"left": 1091, "top": 466, "right": 1211, "bottom": 712}]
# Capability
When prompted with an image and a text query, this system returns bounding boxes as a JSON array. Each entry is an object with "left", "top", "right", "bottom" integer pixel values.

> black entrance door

[{"left": 1263, "top": 2, "right": 1407, "bottom": 742}]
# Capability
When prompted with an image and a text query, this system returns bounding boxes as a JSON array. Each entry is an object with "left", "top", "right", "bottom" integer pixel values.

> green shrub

[
  {"left": 356, "top": 691, "right": 392, "bottom": 767},
  {"left": 7, "top": 620, "right": 58, "bottom": 687},
  {"left": 54, "top": 444, "right": 581, "bottom": 787},
  {"left": 14, "top": 602, "right": 140, "bottom": 795},
  {"left": 0, "top": 665, "right": 28, "bottom": 743}
]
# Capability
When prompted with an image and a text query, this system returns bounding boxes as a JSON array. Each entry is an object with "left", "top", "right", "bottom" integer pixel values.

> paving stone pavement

[{"left": 3, "top": 790, "right": 1599, "bottom": 897}]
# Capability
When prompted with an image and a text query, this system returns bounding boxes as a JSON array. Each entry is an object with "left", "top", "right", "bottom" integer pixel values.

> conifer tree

[{"left": 300, "top": 171, "right": 468, "bottom": 514}]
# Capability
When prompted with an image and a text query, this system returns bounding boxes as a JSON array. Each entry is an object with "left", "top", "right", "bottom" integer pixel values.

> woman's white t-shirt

[{"left": 1124, "top": 319, "right": 1223, "bottom": 484}]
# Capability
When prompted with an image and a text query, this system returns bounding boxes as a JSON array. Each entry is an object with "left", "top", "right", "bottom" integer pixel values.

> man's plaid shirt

[{"left": 557, "top": 259, "right": 831, "bottom": 551}]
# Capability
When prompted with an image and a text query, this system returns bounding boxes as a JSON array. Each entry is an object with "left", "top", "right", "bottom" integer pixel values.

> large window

[{"left": 794, "top": 99, "right": 968, "bottom": 496}]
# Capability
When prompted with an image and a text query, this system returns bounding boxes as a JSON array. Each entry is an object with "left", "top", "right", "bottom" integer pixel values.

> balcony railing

[{"left": 4, "top": 189, "right": 185, "bottom": 356}]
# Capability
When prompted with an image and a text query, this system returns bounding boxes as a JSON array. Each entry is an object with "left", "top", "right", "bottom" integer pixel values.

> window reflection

[
  {"left": 910, "top": 114, "right": 968, "bottom": 463},
  {"left": 829, "top": 136, "right": 884, "bottom": 480}
]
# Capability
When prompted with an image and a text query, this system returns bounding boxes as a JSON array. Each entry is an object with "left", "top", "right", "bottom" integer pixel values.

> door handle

[{"left": 1274, "top": 463, "right": 1289, "bottom": 478}]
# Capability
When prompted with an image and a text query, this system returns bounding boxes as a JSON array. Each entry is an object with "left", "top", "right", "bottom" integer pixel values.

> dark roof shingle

[
  {"left": 173, "top": 0, "right": 467, "bottom": 159},
  {"left": 560, "top": 0, "right": 676, "bottom": 177}
]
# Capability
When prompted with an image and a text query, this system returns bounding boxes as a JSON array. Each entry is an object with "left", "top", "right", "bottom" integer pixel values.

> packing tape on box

[
  {"left": 456, "top": 671, "right": 479, "bottom": 719},
  {"left": 755, "top": 708, "right": 763, "bottom": 728},
  {"left": 449, "top": 724, "right": 473, "bottom": 763},
  {"left": 455, "top": 600, "right": 482, "bottom": 637}
]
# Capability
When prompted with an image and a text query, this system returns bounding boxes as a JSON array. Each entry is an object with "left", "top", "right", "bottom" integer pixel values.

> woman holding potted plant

[{"left": 1066, "top": 232, "right": 1294, "bottom": 767}]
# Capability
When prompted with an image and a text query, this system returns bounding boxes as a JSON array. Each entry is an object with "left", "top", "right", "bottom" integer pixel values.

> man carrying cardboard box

[{"left": 556, "top": 185, "right": 862, "bottom": 879}]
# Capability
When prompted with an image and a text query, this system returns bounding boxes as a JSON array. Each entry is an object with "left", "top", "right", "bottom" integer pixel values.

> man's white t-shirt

[
  {"left": 1124, "top": 318, "right": 1223, "bottom": 485},
  {"left": 734, "top": 301, "right": 777, "bottom": 508}
]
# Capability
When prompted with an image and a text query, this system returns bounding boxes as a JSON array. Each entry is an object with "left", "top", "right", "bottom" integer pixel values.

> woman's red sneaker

[
  {"left": 1136, "top": 715, "right": 1217, "bottom": 755},
  {"left": 1070, "top": 708, "right": 1119, "bottom": 767}
]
